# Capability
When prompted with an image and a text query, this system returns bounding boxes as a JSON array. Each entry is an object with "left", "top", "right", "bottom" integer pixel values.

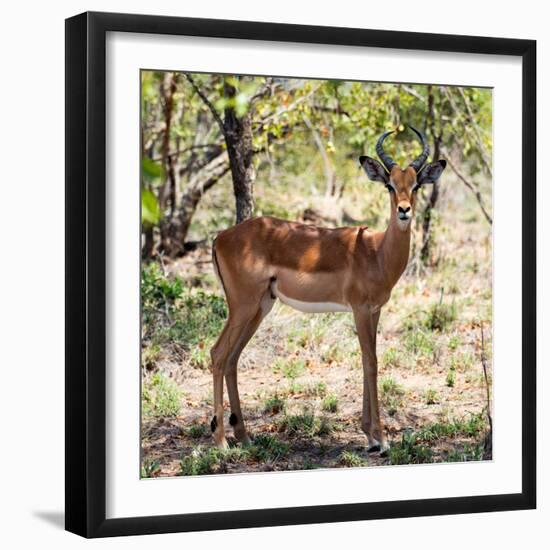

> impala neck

[{"left": 378, "top": 206, "right": 412, "bottom": 288}]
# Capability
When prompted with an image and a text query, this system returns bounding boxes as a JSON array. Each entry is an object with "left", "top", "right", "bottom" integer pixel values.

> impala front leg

[{"left": 354, "top": 306, "right": 388, "bottom": 455}]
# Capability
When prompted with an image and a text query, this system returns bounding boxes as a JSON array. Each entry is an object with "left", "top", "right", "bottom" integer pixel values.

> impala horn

[
  {"left": 409, "top": 125, "right": 430, "bottom": 173},
  {"left": 375, "top": 130, "right": 397, "bottom": 172}
]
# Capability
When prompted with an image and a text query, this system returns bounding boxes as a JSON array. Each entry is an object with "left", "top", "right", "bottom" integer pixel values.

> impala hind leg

[
  {"left": 210, "top": 320, "right": 232, "bottom": 449},
  {"left": 225, "top": 291, "right": 275, "bottom": 443},
  {"left": 210, "top": 289, "right": 274, "bottom": 448}
]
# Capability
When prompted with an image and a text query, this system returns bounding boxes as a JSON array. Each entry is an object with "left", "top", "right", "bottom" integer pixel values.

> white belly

[{"left": 271, "top": 282, "right": 352, "bottom": 314}]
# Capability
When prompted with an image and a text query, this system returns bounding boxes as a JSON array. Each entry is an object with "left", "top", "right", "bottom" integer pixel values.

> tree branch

[
  {"left": 184, "top": 73, "right": 225, "bottom": 136},
  {"left": 440, "top": 147, "right": 493, "bottom": 225},
  {"left": 443, "top": 87, "right": 492, "bottom": 178}
]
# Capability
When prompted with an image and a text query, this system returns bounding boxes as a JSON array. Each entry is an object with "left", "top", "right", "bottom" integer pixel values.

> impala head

[{"left": 359, "top": 126, "right": 447, "bottom": 231}]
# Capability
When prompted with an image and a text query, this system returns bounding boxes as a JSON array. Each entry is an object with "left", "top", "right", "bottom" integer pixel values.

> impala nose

[{"left": 398, "top": 205, "right": 411, "bottom": 220}]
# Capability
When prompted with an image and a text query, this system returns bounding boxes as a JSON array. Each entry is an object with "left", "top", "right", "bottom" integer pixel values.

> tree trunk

[
  {"left": 223, "top": 80, "right": 255, "bottom": 224},
  {"left": 165, "top": 155, "right": 230, "bottom": 257},
  {"left": 420, "top": 86, "right": 442, "bottom": 265},
  {"left": 159, "top": 73, "right": 178, "bottom": 252}
]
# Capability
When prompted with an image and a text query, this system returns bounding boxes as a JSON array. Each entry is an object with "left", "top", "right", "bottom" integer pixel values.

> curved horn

[
  {"left": 409, "top": 125, "right": 430, "bottom": 172},
  {"left": 376, "top": 130, "right": 397, "bottom": 172}
]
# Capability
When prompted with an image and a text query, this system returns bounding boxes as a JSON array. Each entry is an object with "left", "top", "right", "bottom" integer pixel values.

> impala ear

[
  {"left": 417, "top": 159, "right": 447, "bottom": 185},
  {"left": 359, "top": 155, "right": 389, "bottom": 184}
]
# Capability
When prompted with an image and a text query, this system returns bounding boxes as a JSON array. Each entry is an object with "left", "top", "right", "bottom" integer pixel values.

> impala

[{"left": 210, "top": 126, "right": 446, "bottom": 454}]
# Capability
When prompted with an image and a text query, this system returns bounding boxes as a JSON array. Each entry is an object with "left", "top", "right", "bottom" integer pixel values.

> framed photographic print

[{"left": 65, "top": 11, "right": 536, "bottom": 538}]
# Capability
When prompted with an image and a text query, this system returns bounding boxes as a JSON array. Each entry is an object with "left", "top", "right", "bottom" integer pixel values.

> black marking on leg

[
  {"left": 367, "top": 443, "right": 381, "bottom": 453},
  {"left": 269, "top": 276, "right": 277, "bottom": 299},
  {"left": 229, "top": 412, "right": 238, "bottom": 426},
  {"left": 210, "top": 416, "right": 217, "bottom": 433}
]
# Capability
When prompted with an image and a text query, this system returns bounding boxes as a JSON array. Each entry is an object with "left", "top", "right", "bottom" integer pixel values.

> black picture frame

[{"left": 65, "top": 11, "right": 536, "bottom": 538}]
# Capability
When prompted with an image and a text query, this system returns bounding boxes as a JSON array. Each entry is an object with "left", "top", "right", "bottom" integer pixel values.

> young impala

[{"left": 210, "top": 126, "right": 446, "bottom": 454}]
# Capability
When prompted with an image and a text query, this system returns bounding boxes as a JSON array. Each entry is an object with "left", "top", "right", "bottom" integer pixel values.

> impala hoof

[
  {"left": 367, "top": 442, "right": 381, "bottom": 453},
  {"left": 215, "top": 438, "right": 229, "bottom": 450}
]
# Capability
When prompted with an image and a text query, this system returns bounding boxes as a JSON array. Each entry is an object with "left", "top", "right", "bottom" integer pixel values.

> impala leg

[
  {"left": 210, "top": 289, "right": 274, "bottom": 448},
  {"left": 354, "top": 307, "right": 388, "bottom": 454},
  {"left": 210, "top": 321, "right": 232, "bottom": 449},
  {"left": 225, "top": 292, "right": 275, "bottom": 444}
]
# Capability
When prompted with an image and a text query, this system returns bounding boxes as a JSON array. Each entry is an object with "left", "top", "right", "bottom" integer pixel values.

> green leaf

[
  {"left": 142, "top": 157, "right": 163, "bottom": 181},
  {"left": 142, "top": 189, "right": 161, "bottom": 226}
]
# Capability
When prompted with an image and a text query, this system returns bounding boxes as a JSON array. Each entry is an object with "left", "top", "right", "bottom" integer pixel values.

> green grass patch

[
  {"left": 185, "top": 423, "right": 208, "bottom": 439},
  {"left": 382, "top": 347, "right": 403, "bottom": 368},
  {"left": 448, "top": 335, "right": 460, "bottom": 351},
  {"left": 284, "top": 381, "right": 327, "bottom": 398},
  {"left": 425, "top": 300, "right": 457, "bottom": 332},
  {"left": 403, "top": 330, "right": 435, "bottom": 358},
  {"left": 179, "top": 435, "right": 291, "bottom": 475},
  {"left": 278, "top": 409, "right": 334, "bottom": 437},
  {"left": 273, "top": 357, "right": 307, "bottom": 380},
  {"left": 446, "top": 368, "right": 456, "bottom": 388},
  {"left": 446, "top": 443, "right": 484, "bottom": 462},
  {"left": 416, "top": 413, "right": 487, "bottom": 441},
  {"left": 141, "top": 262, "right": 227, "bottom": 353},
  {"left": 142, "top": 372, "right": 181, "bottom": 417},
  {"left": 339, "top": 451, "right": 368, "bottom": 467},
  {"left": 263, "top": 394, "right": 286, "bottom": 415},
  {"left": 389, "top": 431, "right": 433, "bottom": 465},
  {"left": 424, "top": 388, "right": 440, "bottom": 405},
  {"left": 321, "top": 393, "right": 339, "bottom": 413},
  {"left": 141, "top": 458, "right": 161, "bottom": 478},
  {"left": 380, "top": 376, "right": 405, "bottom": 416}
]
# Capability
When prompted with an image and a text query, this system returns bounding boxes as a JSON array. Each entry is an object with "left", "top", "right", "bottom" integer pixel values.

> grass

[
  {"left": 380, "top": 376, "right": 405, "bottom": 416},
  {"left": 425, "top": 300, "right": 457, "bottom": 332},
  {"left": 403, "top": 329, "right": 435, "bottom": 358},
  {"left": 141, "top": 262, "right": 227, "bottom": 353},
  {"left": 389, "top": 431, "right": 433, "bottom": 465},
  {"left": 284, "top": 381, "right": 327, "bottom": 398},
  {"left": 179, "top": 435, "right": 291, "bottom": 475},
  {"left": 389, "top": 413, "right": 488, "bottom": 465},
  {"left": 446, "top": 443, "right": 484, "bottom": 462},
  {"left": 142, "top": 372, "right": 181, "bottom": 417},
  {"left": 263, "top": 394, "right": 286, "bottom": 415},
  {"left": 186, "top": 423, "right": 208, "bottom": 439},
  {"left": 424, "top": 388, "right": 440, "bottom": 405},
  {"left": 446, "top": 367, "right": 456, "bottom": 388},
  {"left": 273, "top": 357, "right": 307, "bottom": 379},
  {"left": 141, "top": 458, "right": 161, "bottom": 478},
  {"left": 416, "top": 413, "right": 486, "bottom": 441},
  {"left": 339, "top": 451, "right": 368, "bottom": 467},
  {"left": 448, "top": 335, "right": 460, "bottom": 351},
  {"left": 382, "top": 347, "right": 403, "bottom": 368},
  {"left": 321, "top": 393, "right": 339, "bottom": 413},
  {"left": 278, "top": 409, "right": 334, "bottom": 437}
]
